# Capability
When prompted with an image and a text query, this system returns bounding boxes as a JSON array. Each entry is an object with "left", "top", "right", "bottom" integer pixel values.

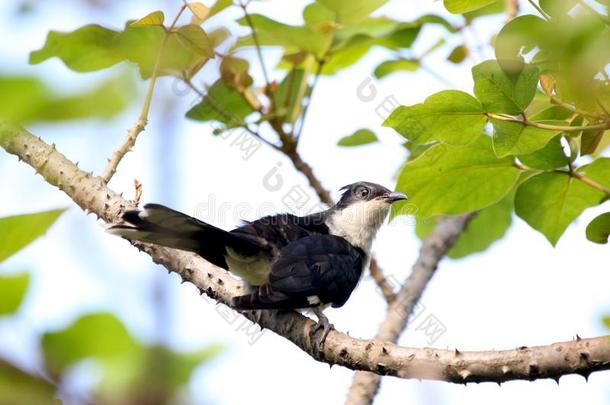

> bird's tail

[{"left": 108, "top": 203, "right": 262, "bottom": 270}]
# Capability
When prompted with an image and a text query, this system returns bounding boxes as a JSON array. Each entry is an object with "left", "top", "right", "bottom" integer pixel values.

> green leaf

[
  {"left": 586, "top": 212, "right": 610, "bottom": 244},
  {"left": 494, "top": 15, "right": 548, "bottom": 75},
  {"left": 603, "top": 315, "right": 610, "bottom": 329},
  {"left": 0, "top": 74, "right": 134, "bottom": 124},
  {"left": 316, "top": 0, "right": 388, "bottom": 25},
  {"left": 0, "top": 273, "right": 30, "bottom": 316},
  {"left": 448, "top": 45, "right": 468, "bottom": 63},
  {"left": 491, "top": 119, "right": 564, "bottom": 157},
  {"left": 373, "top": 58, "right": 419, "bottom": 78},
  {"left": 29, "top": 25, "right": 124, "bottom": 72},
  {"left": 42, "top": 313, "right": 139, "bottom": 376},
  {"left": 515, "top": 172, "right": 605, "bottom": 245},
  {"left": 581, "top": 129, "right": 605, "bottom": 155},
  {"left": 472, "top": 60, "right": 539, "bottom": 114},
  {"left": 209, "top": 0, "right": 232, "bottom": 18},
  {"left": 337, "top": 129, "right": 378, "bottom": 146},
  {"left": 443, "top": 0, "right": 497, "bottom": 14},
  {"left": 0, "top": 209, "right": 65, "bottom": 264},
  {"left": 539, "top": 0, "right": 578, "bottom": 16},
  {"left": 274, "top": 69, "right": 306, "bottom": 123},
  {"left": 0, "top": 359, "right": 57, "bottom": 405},
  {"left": 579, "top": 157, "right": 610, "bottom": 187},
  {"left": 129, "top": 10, "right": 165, "bottom": 27},
  {"left": 186, "top": 79, "right": 255, "bottom": 126},
  {"left": 384, "top": 90, "right": 487, "bottom": 145},
  {"left": 449, "top": 191, "right": 514, "bottom": 258},
  {"left": 416, "top": 191, "right": 515, "bottom": 258},
  {"left": 236, "top": 15, "right": 329, "bottom": 55},
  {"left": 518, "top": 136, "right": 569, "bottom": 170},
  {"left": 30, "top": 23, "right": 214, "bottom": 79},
  {"left": 393, "top": 135, "right": 520, "bottom": 217}
]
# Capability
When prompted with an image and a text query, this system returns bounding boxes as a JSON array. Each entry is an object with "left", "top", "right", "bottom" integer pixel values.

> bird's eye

[{"left": 356, "top": 186, "right": 369, "bottom": 199}]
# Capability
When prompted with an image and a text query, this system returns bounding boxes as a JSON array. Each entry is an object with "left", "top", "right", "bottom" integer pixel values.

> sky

[{"left": 1, "top": 0, "right": 609, "bottom": 404}]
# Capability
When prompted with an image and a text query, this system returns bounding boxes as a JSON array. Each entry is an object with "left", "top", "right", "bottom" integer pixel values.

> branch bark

[
  {"left": 345, "top": 214, "right": 475, "bottom": 404},
  {"left": 2, "top": 121, "right": 610, "bottom": 384}
]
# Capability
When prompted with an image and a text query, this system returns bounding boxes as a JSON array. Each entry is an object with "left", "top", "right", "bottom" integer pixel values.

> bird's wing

[{"left": 232, "top": 234, "right": 365, "bottom": 310}]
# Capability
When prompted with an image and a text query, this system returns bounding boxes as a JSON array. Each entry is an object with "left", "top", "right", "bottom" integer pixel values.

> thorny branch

[{"left": 2, "top": 121, "right": 610, "bottom": 384}]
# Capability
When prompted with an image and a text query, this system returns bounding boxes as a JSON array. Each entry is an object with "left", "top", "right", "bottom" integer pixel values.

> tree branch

[
  {"left": 345, "top": 213, "right": 475, "bottom": 404},
  {"left": 2, "top": 121, "right": 610, "bottom": 384}
]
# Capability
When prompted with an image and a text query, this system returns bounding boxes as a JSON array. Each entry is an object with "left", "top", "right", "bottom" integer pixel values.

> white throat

[{"left": 325, "top": 200, "right": 390, "bottom": 254}]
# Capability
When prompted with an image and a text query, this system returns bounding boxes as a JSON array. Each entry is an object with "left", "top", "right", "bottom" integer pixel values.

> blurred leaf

[
  {"left": 0, "top": 74, "right": 134, "bottom": 124},
  {"left": 186, "top": 79, "right": 255, "bottom": 126},
  {"left": 518, "top": 136, "right": 569, "bottom": 170},
  {"left": 539, "top": 0, "right": 578, "bottom": 16},
  {"left": 603, "top": 316, "right": 610, "bottom": 329},
  {"left": 0, "top": 273, "right": 30, "bottom": 316},
  {"left": 421, "top": 38, "right": 446, "bottom": 58},
  {"left": 0, "top": 209, "right": 65, "bottom": 264},
  {"left": 187, "top": 3, "right": 210, "bottom": 24},
  {"left": 129, "top": 10, "right": 164, "bottom": 27},
  {"left": 472, "top": 60, "right": 539, "bottom": 114},
  {"left": 449, "top": 191, "right": 514, "bottom": 258},
  {"left": 463, "top": 0, "right": 504, "bottom": 19},
  {"left": 581, "top": 129, "right": 605, "bottom": 155},
  {"left": 491, "top": 119, "right": 564, "bottom": 157},
  {"left": 316, "top": 0, "right": 388, "bottom": 25},
  {"left": 373, "top": 58, "right": 419, "bottom": 78},
  {"left": 337, "top": 129, "right": 377, "bottom": 146},
  {"left": 236, "top": 15, "right": 329, "bottom": 55},
  {"left": 495, "top": 15, "right": 548, "bottom": 75},
  {"left": 0, "top": 359, "right": 57, "bottom": 405},
  {"left": 448, "top": 45, "right": 468, "bottom": 63},
  {"left": 393, "top": 135, "right": 520, "bottom": 217},
  {"left": 42, "top": 313, "right": 139, "bottom": 376},
  {"left": 444, "top": 0, "right": 497, "bottom": 14},
  {"left": 30, "top": 23, "right": 214, "bottom": 79},
  {"left": 274, "top": 69, "right": 306, "bottom": 123},
  {"left": 416, "top": 191, "right": 515, "bottom": 258},
  {"left": 515, "top": 169, "right": 606, "bottom": 245},
  {"left": 220, "top": 56, "right": 253, "bottom": 91},
  {"left": 384, "top": 90, "right": 486, "bottom": 145},
  {"left": 209, "top": 0, "right": 232, "bottom": 17},
  {"left": 586, "top": 212, "right": 610, "bottom": 244}
]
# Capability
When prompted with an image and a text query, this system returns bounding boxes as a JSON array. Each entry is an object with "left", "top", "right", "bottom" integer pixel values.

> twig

[
  {"left": 345, "top": 213, "right": 476, "bottom": 405},
  {"left": 549, "top": 94, "right": 604, "bottom": 119},
  {"left": 487, "top": 112, "right": 610, "bottom": 131},
  {"left": 294, "top": 58, "right": 325, "bottom": 142},
  {"left": 505, "top": 0, "right": 519, "bottom": 21},
  {"left": 182, "top": 78, "right": 282, "bottom": 150},
  {"left": 514, "top": 161, "right": 610, "bottom": 195},
  {"left": 527, "top": 0, "right": 551, "bottom": 20},
  {"left": 369, "top": 258, "right": 396, "bottom": 302},
  {"left": 2, "top": 122, "right": 610, "bottom": 384},
  {"left": 100, "top": 5, "right": 188, "bottom": 183},
  {"left": 238, "top": 1, "right": 271, "bottom": 91}
]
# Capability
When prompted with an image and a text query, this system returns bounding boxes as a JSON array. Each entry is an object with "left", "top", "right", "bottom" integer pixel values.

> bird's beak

[{"left": 385, "top": 192, "right": 408, "bottom": 203}]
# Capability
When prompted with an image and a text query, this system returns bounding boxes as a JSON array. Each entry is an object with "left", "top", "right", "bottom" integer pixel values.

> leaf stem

[
  {"left": 294, "top": 58, "right": 325, "bottom": 143},
  {"left": 527, "top": 0, "right": 551, "bottom": 20},
  {"left": 487, "top": 112, "right": 610, "bottom": 132},
  {"left": 101, "top": 5, "right": 187, "bottom": 183}
]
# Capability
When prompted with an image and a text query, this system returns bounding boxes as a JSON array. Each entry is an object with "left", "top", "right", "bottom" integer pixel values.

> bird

[{"left": 108, "top": 181, "right": 407, "bottom": 347}]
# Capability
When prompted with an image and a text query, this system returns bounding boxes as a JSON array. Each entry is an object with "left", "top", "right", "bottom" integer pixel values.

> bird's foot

[{"left": 310, "top": 307, "right": 334, "bottom": 352}]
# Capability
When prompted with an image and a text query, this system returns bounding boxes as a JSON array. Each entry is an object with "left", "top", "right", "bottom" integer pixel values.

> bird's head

[{"left": 327, "top": 182, "right": 407, "bottom": 251}]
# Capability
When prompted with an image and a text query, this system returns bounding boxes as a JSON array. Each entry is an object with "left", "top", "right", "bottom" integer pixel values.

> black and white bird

[{"left": 108, "top": 181, "right": 406, "bottom": 344}]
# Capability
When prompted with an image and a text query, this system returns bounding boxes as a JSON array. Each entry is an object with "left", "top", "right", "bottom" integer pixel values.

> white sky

[{"left": 1, "top": 0, "right": 609, "bottom": 404}]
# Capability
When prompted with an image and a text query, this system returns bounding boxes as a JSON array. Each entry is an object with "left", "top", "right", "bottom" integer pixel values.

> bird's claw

[{"left": 311, "top": 308, "right": 334, "bottom": 352}]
